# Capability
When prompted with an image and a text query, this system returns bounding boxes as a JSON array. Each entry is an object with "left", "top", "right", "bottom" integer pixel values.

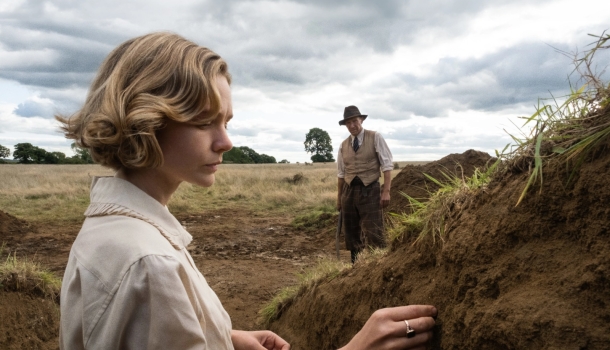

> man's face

[{"left": 344, "top": 117, "right": 363, "bottom": 136}]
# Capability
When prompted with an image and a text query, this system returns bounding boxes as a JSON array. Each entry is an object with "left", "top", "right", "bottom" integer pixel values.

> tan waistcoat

[{"left": 341, "top": 129, "right": 381, "bottom": 186}]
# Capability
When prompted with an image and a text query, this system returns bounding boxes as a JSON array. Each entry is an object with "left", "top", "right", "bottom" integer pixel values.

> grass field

[{"left": 0, "top": 161, "right": 425, "bottom": 223}]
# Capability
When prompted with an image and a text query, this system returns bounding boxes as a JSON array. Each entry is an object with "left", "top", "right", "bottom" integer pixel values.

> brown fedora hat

[{"left": 339, "top": 105, "right": 368, "bottom": 125}]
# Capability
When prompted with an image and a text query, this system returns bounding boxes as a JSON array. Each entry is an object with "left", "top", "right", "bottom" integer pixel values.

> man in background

[{"left": 337, "top": 105, "right": 394, "bottom": 263}]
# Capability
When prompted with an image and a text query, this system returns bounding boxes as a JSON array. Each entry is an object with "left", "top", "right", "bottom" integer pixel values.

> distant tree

[
  {"left": 46, "top": 151, "right": 69, "bottom": 164},
  {"left": 258, "top": 154, "right": 276, "bottom": 164},
  {"left": 239, "top": 146, "right": 262, "bottom": 163},
  {"left": 223, "top": 147, "right": 254, "bottom": 164},
  {"left": 279, "top": 159, "right": 290, "bottom": 164},
  {"left": 304, "top": 128, "right": 334, "bottom": 163},
  {"left": 222, "top": 146, "right": 277, "bottom": 164},
  {"left": 71, "top": 143, "right": 94, "bottom": 164},
  {"left": 0, "top": 144, "right": 10, "bottom": 158},
  {"left": 13, "top": 143, "right": 48, "bottom": 164}
]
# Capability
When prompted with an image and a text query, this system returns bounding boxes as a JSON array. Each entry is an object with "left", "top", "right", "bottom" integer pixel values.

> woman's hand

[
  {"left": 231, "top": 330, "right": 290, "bottom": 350},
  {"left": 339, "top": 305, "right": 437, "bottom": 350}
]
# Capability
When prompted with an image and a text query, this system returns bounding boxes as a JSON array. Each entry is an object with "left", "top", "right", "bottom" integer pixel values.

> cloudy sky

[{"left": 1, "top": 0, "right": 609, "bottom": 162}]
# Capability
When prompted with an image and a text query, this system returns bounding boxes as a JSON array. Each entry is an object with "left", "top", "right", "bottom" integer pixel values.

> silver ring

[{"left": 404, "top": 320, "right": 416, "bottom": 338}]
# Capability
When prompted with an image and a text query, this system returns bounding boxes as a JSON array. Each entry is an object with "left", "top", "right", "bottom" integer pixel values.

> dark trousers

[{"left": 341, "top": 179, "right": 386, "bottom": 256}]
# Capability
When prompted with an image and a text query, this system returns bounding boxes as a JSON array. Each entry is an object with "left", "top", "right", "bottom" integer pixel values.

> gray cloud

[
  {"left": 0, "top": 0, "right": 607, "bottom": 162},
  {"left": 228, "top": 125, "right": 260, "bottom": 137},
  {"left": 14, "top": 99, "right": 55, "bottom": 118},
  {"left": 370, "top": 41, "right": 579, "bottom": 121}
]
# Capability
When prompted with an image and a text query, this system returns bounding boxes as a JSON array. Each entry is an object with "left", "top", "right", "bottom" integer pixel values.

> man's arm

[
  {"left": 337, "top": 177, "right": 345, "bottom": 211},
  {"left": 374, "top": 132, "right": 393, "bottom": 209},
  {"left": 381, "top": 170, "right": 391, "bottom": 208},
  {"left": 337, "top": 142, "right": 345, "bottom": 211}
]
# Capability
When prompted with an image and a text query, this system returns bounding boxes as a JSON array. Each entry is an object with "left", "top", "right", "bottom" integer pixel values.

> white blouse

[{"left": 60, "top": 177, "right": 234, "bottom": 350}]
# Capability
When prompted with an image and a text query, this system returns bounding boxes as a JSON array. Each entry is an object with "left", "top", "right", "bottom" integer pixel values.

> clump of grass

[
  {"left": 291, "top": 204, "right": 337, "bottom": 232},
  {"left": 283, "top": 172, "right": 307, "bottom": 184},
  {"left": 354, "top": 246, "right": 389, "bottom": 264},
  {"left": 0, "top": 244, "right": 62, "bottom": 301},
  {"left": 389, "top": 161, "right": 500, "bottom": 244},
  {"left": 500, "top": 32, "right": 610, "bottom": 205},
  {"left": 259, "top": 257, "right": 350, "bottom": 327}
]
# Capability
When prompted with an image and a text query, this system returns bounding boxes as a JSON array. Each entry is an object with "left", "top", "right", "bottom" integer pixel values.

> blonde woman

[{"left": 57, "top": 32, "right": 437, "bottom": 350}]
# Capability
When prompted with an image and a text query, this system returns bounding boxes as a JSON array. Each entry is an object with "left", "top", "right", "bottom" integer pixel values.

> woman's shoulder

[
  {"left": 72, "top": 215, "right": 180, "bottom": 268},
  {"left": 67, "top": 215, "right": 183, "bottom": 289},
  {"left": 78, "top": 214, "right": 176, "bottom": 252}
]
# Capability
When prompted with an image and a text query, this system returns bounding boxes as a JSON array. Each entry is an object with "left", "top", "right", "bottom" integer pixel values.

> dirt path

[
  {"left": 1, "top": 205, "right": 342, "bottom": 339},
  {"left": 177, "top": 207, "right": 340, "bottom": 330}
]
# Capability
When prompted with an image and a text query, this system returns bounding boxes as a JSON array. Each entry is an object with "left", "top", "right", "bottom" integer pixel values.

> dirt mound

[
  {"left": 1, "top": 211, "right": 60, "bottom": 349},
  {"left": 0, "top": 292, "right": 60, "bottom": 350},
  {"left": 268, "top": 141, "right": 610, "bottom": 349},
  {"left": 388, "top": 149, "right": 495, "bottom": 215},
  {"left": 0, "top": 209, "right": 36, "bottom": 237}
]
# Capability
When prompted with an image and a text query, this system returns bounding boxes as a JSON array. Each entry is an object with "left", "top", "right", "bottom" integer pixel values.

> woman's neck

[{"left": 115, "top": 168, "right": 180, "bottom": 206}]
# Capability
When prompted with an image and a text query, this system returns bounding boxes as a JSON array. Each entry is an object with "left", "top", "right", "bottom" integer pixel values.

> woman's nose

[{"left": 214, "top": 127, "right": 232, "bottom": 153}]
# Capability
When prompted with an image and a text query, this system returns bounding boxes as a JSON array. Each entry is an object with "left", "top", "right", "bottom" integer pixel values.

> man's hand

[
  {"left": 380, "top": 170, "right": 392, "bottom": 209},
  {"left": 380, "top": 191, "right": 390, "bottom": 208},
  {"left": 231, "top": 330, "right": 290, "bottom": 350},
  {"left": 337, "top": 177, "right": 345, "bottom": 211}
]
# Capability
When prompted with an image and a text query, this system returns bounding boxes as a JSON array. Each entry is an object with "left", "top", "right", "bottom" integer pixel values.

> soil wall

[{"left": 269, "top": 143, "right": 610, "bottom": 349}]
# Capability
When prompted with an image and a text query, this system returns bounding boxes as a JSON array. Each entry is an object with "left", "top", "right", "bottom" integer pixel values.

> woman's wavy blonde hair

[{"left": 56, "top": 32, "right": 231, "bottom": 170}]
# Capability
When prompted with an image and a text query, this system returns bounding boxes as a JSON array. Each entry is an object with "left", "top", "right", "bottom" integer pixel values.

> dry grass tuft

[
  {"left": 499, "top": 32, "right": 610, "bottom": 205},
  {"left": 389, "top": 163, "right": 499, "bottom": 244},
  {"left": 0, "top": 244, "right": 62, "bottom": 301},
  {"left": 259, "top": 257, "right": 351, "bottom": 327}
]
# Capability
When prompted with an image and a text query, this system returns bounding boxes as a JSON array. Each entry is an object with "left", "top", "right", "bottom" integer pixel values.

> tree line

[
  {"left": 0, "top": 142, "right": 280, "bottom": 165},
  {"left": 0, "top": 143, "right": 93, "bottom": 164},
  {"left": 222, "top": 146, "right": 278, "bottom": 164},
  {"left": 1, "top": 126, "right": 336, "bottom": 165}
]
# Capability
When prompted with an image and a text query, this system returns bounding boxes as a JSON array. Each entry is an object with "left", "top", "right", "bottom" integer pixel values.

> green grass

[
  {"left": 259, "top": 257, "right": 351, "bottom": 326},
  {"left": 290, "top": 204, "right": 337, "bottom": 232},
  {"left": 389, "top": 160, "right": 501, "bottom": 244},
  {"left": 0, "top": 244, "right": 62, "bottom": 301}
]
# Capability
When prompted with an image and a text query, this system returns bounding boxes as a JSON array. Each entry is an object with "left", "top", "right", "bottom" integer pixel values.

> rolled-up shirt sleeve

[
  {"left": 337, "top": 145, "right": 345, "bottom": 178},
  {"left": 375, "top": 133, "right": 394, "bottom": 172}
]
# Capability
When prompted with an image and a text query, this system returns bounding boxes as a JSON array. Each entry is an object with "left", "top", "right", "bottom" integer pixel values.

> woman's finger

[
  {"left": 381, "top": 330, "right": 434, "bottom": 350},
  {"left": 375, "top": 305, "right": 438, "bottom": 322},
  {"left": 382, "top": 316, "right": 436, "bottom": 339}
]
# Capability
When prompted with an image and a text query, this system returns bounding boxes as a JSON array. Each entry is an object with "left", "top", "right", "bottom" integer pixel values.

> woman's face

[{"left": 155, "top": 75, "right": 233, "bottom": 188}]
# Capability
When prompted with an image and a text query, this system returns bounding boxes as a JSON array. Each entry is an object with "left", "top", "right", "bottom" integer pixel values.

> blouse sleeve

[{"left": 87, "top": 255, "right": 208, "bottom": 350}]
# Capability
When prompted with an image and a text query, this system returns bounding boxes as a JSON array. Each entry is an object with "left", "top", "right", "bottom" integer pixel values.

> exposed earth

[
  {"left": 1, "top": 147, "right": 609, "bottom": 349},
  {"left": 268, "top": 144, "right": 610, "bottom": 349}
]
